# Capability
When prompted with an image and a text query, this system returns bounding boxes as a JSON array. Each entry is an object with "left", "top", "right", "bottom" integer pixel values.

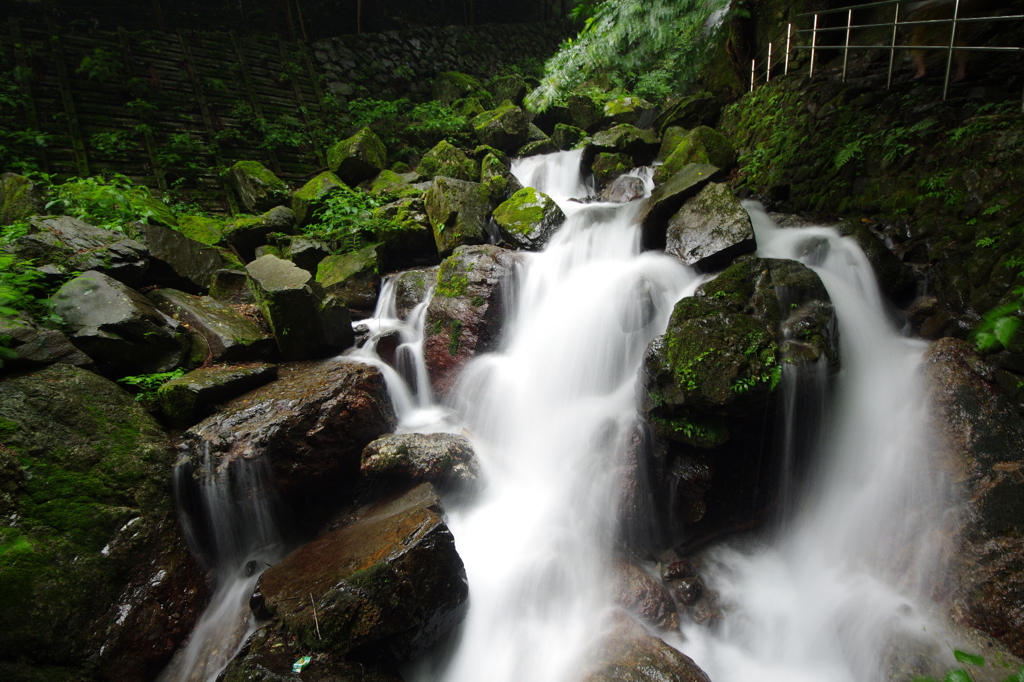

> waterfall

[{"left": 679, "top": 204, "right": 954, "bottom": 682}]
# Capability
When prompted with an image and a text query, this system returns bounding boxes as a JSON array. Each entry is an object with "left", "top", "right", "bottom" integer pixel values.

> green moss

[
  {"left": 650, "top": 411, "right": 729, "bottom": 448},
  {"left": 493, "top": 188, "right": 546, "bottom": 236},
  {"left": 435, "top": 253, "right": 471, "bottom": 298},
  {"left": 591, "top": 153, "right": 631, "bottom": 184},
  {"left": 0, "top": 417, "right": 18, "bottom": 437},
  {"left": 448, "top": 320, "right": 463, "bottom": 356},
  {"left": 416, "top": 141, "right": 477, "bottom": 182},
  {"left": 176, "top": 215, "right": 227, "bottom": 246},
  {"left": 231, "top": 160, "right": 287, "bottom": 190}
]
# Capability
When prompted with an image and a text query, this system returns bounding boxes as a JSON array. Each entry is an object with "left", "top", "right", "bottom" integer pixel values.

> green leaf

[
  {"left": 944, "top": 669, "right": 974, "bottom": 682},
  {"left": 911, "top": 677, "right": 941, "bottom": 682},
  {"left": 954, "top": 651, "right": 986, "bottom": 667},
  {"left": 1001, "top": 667, "right": 1024, "bottom": 682},
  {"left": 993, "top": 316, "right": 1021, "bottom": 348}
]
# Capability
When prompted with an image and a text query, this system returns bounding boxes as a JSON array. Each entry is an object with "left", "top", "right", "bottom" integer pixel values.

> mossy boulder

[
  {"left": 423, "top": 176, "right": 492, "bottom": 257},
  {"left": 292, "top": 171, "right": 345, "bottom": 228},
  {"left": 372, "top": 197, "right": 440, "bottom": 268},
  {"left": 552, "top": 123, "right": 588, "bottom": 151},
  {"left": 590, "top": 152, "right": 633, "bottom": 191},
  {"left": 254, "top": 483, "right": 467, "bottom": 662},
  {"left": 518, "top": 138, "right": 560, "bottom": 158},
  {"left": 653, "top": 127, "right": 735, "bottom": 184},
  {"left": 639, "top": 163, "right": 722, "bottom": 251},
  {"left": 126, "top": 221, "right": 225, "bottom": 293},
  {"left": 246, "top": 254, "right": 354, "bottom": 360},
  {"left": 327, "top": 127, "right": 388, "bottom": 186},
  {"left": 222, "top": 206, "right": 297, "bottom": 261},
  {"left": 432, "top": 71, "right": 486, "bottom": 106},
  {"left": 148, "top": 288, "right": 275, "bottom": 365},
  {"left": 470, "top": 102, "right": 530, "bottom": 152},
  {"left": 423, "top": 245, "right": 522, "bottom": 397},
  {"left": 602, "top": 95, "right": 656, "bottom": 128},
  {"left": 654, "top": 92, "right": 722, "bottom": 135},
  {"left": 365, "top": 169, "right": 422, "bottom": 198},
  {"left": 53, "top": 270, "right": 190, "bottom": 377},
  {"left": 133, "top": 193, "right": 178, "bottom": 228},
  {"left": 361, "top": 433, "right": 480, "bottom": 492},
  {"left": 665, "top": 182, "right": 756, "bottom": 272},
  {"left": 415, "top": 140, "right": 478, "bottom": 182},
  {"left": 157, "top": 362, "right": 278, "bottom": 427},
  {"left": 657, "top": 126, "right": 689, "bottom": 162},
  {"left": 587, "top": 124, "right": 660, "bottom": 166},
  {"left": 176, "top": 215, "right": 227, "bottom": 246},
  {"left": 567, "top": 93, "right": 604, "bottom": 132},
  {"left": 316, "top": 244, "right": 383, "bottom": 318},
  {"left": 486, "top": 74, "right": 529, "bottom": 106},
  {"left": 492, "top": 187, "right": 565, "bottom": 251},
  {"left": 480, "top": 152, "right": 523, "bottom": 204},
  {"left": 0, "top": 173, "right": 44, "bottom": 226},
  {"left": 227, "top": 160, "right": 290, "bottom": 214},
  {"left": 0, "top": 364, "right": 206, "bottom": 679}
]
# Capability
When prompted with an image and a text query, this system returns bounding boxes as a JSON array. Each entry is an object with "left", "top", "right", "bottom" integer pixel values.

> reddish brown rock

[
  {"left": 581, "top": 611, "right": 710, "bottom": 682},
  {"left": 612, "top": 558, "right": 680, "bottom": 631}
]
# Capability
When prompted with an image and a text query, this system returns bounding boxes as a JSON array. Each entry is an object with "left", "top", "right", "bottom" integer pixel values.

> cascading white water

[{"left": 679, "top": 204, "right": 954, "bottom": 682}]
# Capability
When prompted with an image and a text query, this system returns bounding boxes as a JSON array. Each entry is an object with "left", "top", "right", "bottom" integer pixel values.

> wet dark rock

[
  {"left": 517, "top": 137, "right": 560, "bottom": 157},
  {"left": 471, "top": 102, "right": 530, "bottom": 152},
  {"left": 487, "top": 74, "right": 528, "bottom": 107},
  {"left": 227, "top": 160, "right": 290, "bottom": 214},
  {"left": 585, "top": 124, "right": 660, "bottom": 168},
  {"left": 246, "top": 254, "right": 354, "bottom": 360},
  {"left": 282, "top": 236, "right": 332, "bottom": 274},
  {"left": 0, "top": 364, "right": 208, "bottom": 679},
  {"left": 601, "top": 95, "right": 657, "bottom": 129},
  {"left": 416, "top": 140, "right": 478, "bottom": 182},
  {"left": 480, "top": 152, "right": 524, "bottom": 205},
  {"left": 223, "top": 206, "right": 298, "bottom": 261},
  {"left": 157, "top": 362, "right": 278, "bottom": 427},
  {"left": 424, "top": 245, "right": 521, "bottom": 397},
  {"left": 183, "top": 360, "right": 395, "bottom": 512},
  {"left": 361, "top": 433, "right": 480, "bottom": 491},
  {"left": 639, "top": 164, "right": 722, "bottom": 252},
  {"left": 393, "top": 267, "right": 437, "bottom": 320},
  {"left": 653, "top": 127, "right": 735, "bottom": 185},
  {"left": 0, "top": 314, "right": 94, "bottom": 372},
  {"left": 601, "top": 175, "right": 646, "bottom": 204},
  {"left": 552, "top": 123, "right": 588, "bottom": 151},
  {"left": 0, "top": 172, "right": 44, "bottom": 225},
  {"left": 580, "top": 611, "right": 710, "bottom": 682},
  {"left": 292, "top": 172, "right": 345, "bottom": 229},
  {"left": 835, "top": 220, "right": 917, "bottom": 303},
  {"left": 10, "top": 216, "right": 149, "bottom": 287},
  {"left": 328, "top": 127, "right": 388, "bottom": 186},
  {"left": 126, "top": 221, "right": 225, "bottom": 292},
  {"left": 665, "top": 182, "right": 756, "bottom": 272},
  {"left": 373, "top": 197, "right": 440, "bottom": 268},
  {"left": 210, "top": 269, "right": 256, "bottom": 305},
  {"left": 492, "top": 187, "right": 565, "bottom": 251},
  {"left": 424, "top": 176, "right": 492, "bottom": 257},
  {"left": 654, "top": 93, "right": 722, "bottom": 134},
  {"left": 221, "top": 623, "right": 404, "bottom": 682},
  {"left": 590, "top": 153, "right": 633, "bottom": 192},
  {"left": 612, "top": 558, "right": 680, "bottom": 631},
  {"left": 256, "top": 483, "right": 468, "bottom": 662},
  {"left": 149, "top": 288, "right": 275, "bottom": 364},
  {"left": 922, "top": 338, "right": 1024, "bottom": 656},
  {"left": 54, "top": 270, "right": 189, "bottom": 377},
  {"left": 316, "top": 245, "right": 383, "bottom": 320}
]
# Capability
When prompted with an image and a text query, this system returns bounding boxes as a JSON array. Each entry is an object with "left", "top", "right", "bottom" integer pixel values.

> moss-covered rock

[
  {"left": 480, "top": 152, "right": 523, "bottom": 205},
  {"left": 316, "top": 244, "right": 383, "bottom": 318},
  {"left": 602, "top": 95, "right": 656, "bottom": 127},
  {"left": 365, "top": 169, "right": 422, "bottom": 198},
  {"left": 227, "top": 160, "right": 289, "bottom": 214},
  {"left": 176, "top": 215, "right": 227, "bottom": 246},
  {"left": 432, "top": 71, "right": 487, "bottom": 106},
  {"left": 157, "top": 362, "right": 278, "bottom": 427},
  {"left": 372, "top": 197, "right": 440, "bottom": 268},
  {"left": 587, "top": 123, "right": 660, "bottom": 166},
  {"left": 470, "top": 101, "right": 530, "bottom": 152},
  {"left": 492, "top": 187, "right": 565, "bottom": 251},
  {"left": 222, "top": 206, "right": 297, "bottom": 261},
  {"left": 657, "top": 126, "right": 689, "bottom": 162},
  {"left": 327, "top": 127, "right": 388, "bottom": 187},
  {"left": 133, "top": 193, "right": 178, "bottom": 228},
  {"left": 567, "top": 93, "right": 604, "bottom": 132},
  {"left": 653, "top": 92, "right": 722, "bottom": 135},
  {"left": 590, "top": 152, "right": 633, "bottom": 191},
  {"left": 666, "top": 182, "right": 756, "bottom": 272},
  {"left": 424, "top": 176, "right": 492, "bottom": 257},
  {"left": 209, "top": 268, "right": 255, "bottom": 305},
  {"left": 415, "top": 140, "right": 478, "bottom": 182},
  {"left": 552, "top": 123, "right": 588, "bottom": 151},
  {"left": 291, "top": 171, "right": 345, "bottom": 228},
  {"left": 518, "top": 138, "right": 560, "bottom": 158},
  {"left": 0, "top": 365, "right": 206, "bottom": 678},
  {"left": 0, "top": 173, "right": 44, "bottom": 226},
  {"left": 653, "top": 127, "right": 735, "bottom": 184},
  {"left": 486, "top": 74, "right": 528, "bottom": 106},
  {"left": 639, "top": 163, "right": 722, "bottom": 251}
]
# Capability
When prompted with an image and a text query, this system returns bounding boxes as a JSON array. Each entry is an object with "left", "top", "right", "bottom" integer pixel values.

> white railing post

[
  {"left": 887, "top": 2, "right": 901, "bottom": 89},
  {"left": 751, "top": 58, "right": 756, "bottom": 91},
  {"left": 810, "top": 14, "right": 819, "bottom": 76},
  {"left": 943, "top": 0, "right": 962, "bottom": 99},
  {"left": 785, "top": 23, "right": 792, "bottom": 75},
  {"left": 842, "top": 9, "right": 853, "bottom": 81},
  {"left": 767, "top": 42, "right": 773, "bottom": 82}
]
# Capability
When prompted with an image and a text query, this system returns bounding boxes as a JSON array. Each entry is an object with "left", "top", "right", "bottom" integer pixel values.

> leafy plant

[
  {"left": 76, "top": 47, "right": 122, "bottom": 83},
  {"left": 0, "top": 254, "right": 60, "bottom": 368},
  {"left": 46, "top": 174, "right": 162, "bottom": 230},
  {"left": 301, "top": 185, "right": 399, "bottom": 252},
  {"left": 89, "top": 131, "right": 133, "bottom": 157},
  {"left": 913, "top": 649, "right": 1024, "bottom": 682},
  {"left": 117, "top": 368, "right": 187, "bottom": 404}
]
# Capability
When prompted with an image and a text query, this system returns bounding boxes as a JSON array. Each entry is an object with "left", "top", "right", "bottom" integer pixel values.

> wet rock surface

[
  {"left": 316, "top": 245, "right": 384, "bottom": 319},
  {"left": 255, "top": 483, "right": 468, "bottom": 662},
  {"left": 224, "top": 206, "right": 298, "bottom": 261},
  {"left": 328, "top": 127, "right": 388, "bottom": 186},
  {"left": 182, "top": 360, "right": 395, "bottom": 513},
  {"left": 393, "top": 267, "right": 437, "bottom": 320},
  {"left": 361, "top": 433, "right": 480, "bottom": 491},
  {"left": 666, "top": 182, "right": 756, "bottom": 272},
  {"left": 639, "top": 164, "right": 722, "bottom": 252},
  {"left": 653, "top": 127, "right": 735, "bottom": 185},
  {"left": 228, "top": 160, "right": 290, "bottom": 214},
  {"left": 424, "top": 176, "right": 492, "bottom": 257},
  {"left": 602, "top": 175, "right": 646, "bottom": 204},
  {"left": 0, "top": 314, "right": 94, "bottom": 372},
  {"left": 423, "top": 245, "right": 521, "bottom": 397},
  {"left": 492, "top": 186, "right": 565, "bottom": 251},
  {"left": 157, "top": 362, "right": 278, "bottom": 427},
  {"left": 580, "top": 611, "right": 710, "bottom": 682},
  {"left": 127, "top": 221, "right": 226, "bottom": 292},
  {"left": 611, "top": 558, "right": 680, "bottom": 631}
]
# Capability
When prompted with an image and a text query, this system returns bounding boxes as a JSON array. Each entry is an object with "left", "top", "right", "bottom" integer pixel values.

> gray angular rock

[
  {"left": 361, "top": 433, "right": 480, "bottom": 490},
  {"left": 246, "top": 255, "right": 354, "bottom": 360},
  {"left": 126, "top": 221, "right": 225, "bottom": 292},
  {"left": 0, "top": 172, "right": 44, "bottom": 225},
  {"left": 282, "top": 235, "right": 331, "bottom": 274},
  {"left": 53, "top": 270, "right": 189, "bottom": 376},
  {"left": 148, "top": 288, "right": 276, "bottom": 364},
  {"left": 0, "top": 314, "right": 94, "bottom": 372},
  {"left": 424, "top": 176, "right": 492, "bottom": 257},
  {"left": 255, "top": 483, "right": 467, "bottom": 662},
  {"left": 157, "top": 362, "right": 278, "bottom": 427},
  {"left": 639, "top": 163, "right": 722, "bottom": 252},
  {"left": 12, "top": 216, "right": 149, "bottom": 287},
  {"left": 602, "top": 175, "right": 646, "bottom": 204},
  {"left": 209, "top": 269, "right": 256, "bottom": 305},
  {"left": 394, "top": 267, "right": 437, "bottom": 320},
  {"left": 327, "top": 127, "right": 388, "bottom": 186},
  {"left": 227, "top": 160, "right": 290, "bottom": 213},
  {"left": 222, "top": 206, "right": 297, "bottom": 262},
  {"left": 581, "top": 611, "right": 710, "bottom": 682},
  {"left": 316, "top": 245, "right": 383, "bottom": 319},
  {"left": 666, "top": 182, "right": 756, "bottom": 272},
  {"left": 586, "top": 124, "right": 661, "bottom": 167},
  {"left": 492, "top": 187, "right": 565, "bottom": 251}
]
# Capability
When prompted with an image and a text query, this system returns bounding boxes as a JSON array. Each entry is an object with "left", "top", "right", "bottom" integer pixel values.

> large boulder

[
  {"left": 470, "top": 102, "right": 530, "bottom": 152},
  {"left": 373, "top": 197, "right": 440, "bottom": 268},
  {"left": 432, "top": 71, "right": 486, "bottom": 106},
  {"left": 551, "top": 123, "right": 588, "bottom": 151},
  {"left": 148, "top": 288, "right": 275, "bottom": 364},
  {"left": 424, "top": 245, "right": 521, "bottom": 397},
  {"left": 0, "top": 314, "right": 93, "bottom": 373},
  {"left": 601, "top": 95, "right": 657, "bottom": 128},
  {"left": 654, "top": 93, "right": 722, "bottom": 134},
  {"left": 653, "top": 127, "right": 735, "bottom": 185},
  {"left": 316, "top": 244, "right": 383, "bottom": 319},
  {"left": 209, "top": 269, "right": 256, "bottom": 305},
  {"left": 424, "top": 177, "right": 492, "bottom": 257},
  {"left": 0, "top": 365, "right": 208, "bottom": 680},
  {"left": 836, "top": 220, "right": 917, "bottom": 303},
  {"left": 591, "top": 153, "right": 633, "bottom": 192},
  {"left": 585, "top": 124, "right": 661, "bottom": 168},
  {"left": 246, "top": 254, "right": 354, "bottom": 360},
  {"left": 480, "top": 152, "right": 524, "bottom": 205},
  {"left": 292, "top": 172, "right": 345, "bottom": 229},
  {"left": 487, "top": 73, "right": 528, "bottom": 106},
  {"left": 581, "top": 611, "right": 710, "bottom": 682},
  {"left": 126, "top": 221, "right": 225, "bottom": 292},
  {"left": 602, "top": 175, "right": 647, "bottom": 204},
  {"left": 53, "top": 270, "right": 189, "bottom": 377},
  {"left": 0, "top": 172, "right": 44, "bottom": 225},
  {"left": 253, "top": 483, "right": 468, "bottom": 661},
  {"left": 612, "top": 558, "right": 680, "bottom": 631},
  {"left": 227, "top": 160, "right": 290, "bottom": 214},
  {"left": 923, "top": 338, "right": 1024, "bottom": 656},
  {"left": 328, "top": 127, "right": 388, "bottom": 186},
  {"left": 415, "top": 140, "right": 478, "bottom": 182},
  {"left": 280, "top": 235, "right": 332, "bottom": 274},
  {"left": 222, "top": 206, "right": 297, "bottom": 261},
  {"left": 10, "top": 216, "right": 149, "bottom": 287},
  {"left": 393, "top": 267, "right": 438, "bottom": 320},
  {"left": 361, "top": 433, "right": 480, "bottom": 492},
  {"left": 492, "top": 187, "right": 565, "bottom": 251},
  {"left": 639, "top": 164, "right": 722, "bottom": 252},
  {"left": 157, "top": 362, "right": 278, "bottom": 427},
  {"left": 665, "top": 182, "right": 756, "bottom": 272},
  {"left": 182, "top": 359, "right": 395, "bottom": 513}
]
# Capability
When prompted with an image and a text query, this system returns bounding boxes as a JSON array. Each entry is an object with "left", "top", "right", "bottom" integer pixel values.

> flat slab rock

[
  {"left": 361, "top": 432, "right": 480, "bottom": 491},
  {"left": 255, "top": 483, "right": 468, "bottom": 662}
]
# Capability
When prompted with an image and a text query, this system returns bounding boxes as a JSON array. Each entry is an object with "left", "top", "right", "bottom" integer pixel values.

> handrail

[{"left": 746, "top": 0, "right": 1024, "bottom": 109}]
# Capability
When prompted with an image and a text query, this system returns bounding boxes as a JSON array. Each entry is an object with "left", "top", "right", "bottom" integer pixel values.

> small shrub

[{"left": 117, "top": 368, "right": 187, "bottom": 405}]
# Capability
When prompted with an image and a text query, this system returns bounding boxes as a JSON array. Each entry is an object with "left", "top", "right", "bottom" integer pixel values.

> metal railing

[{"left": 747, "top": 0, "right": 1024, "bottom": 108}]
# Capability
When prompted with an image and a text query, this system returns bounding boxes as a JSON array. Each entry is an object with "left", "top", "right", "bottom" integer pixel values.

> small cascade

[
  {"left": 680, "top": 204, "right": 953, "bottom": 682},
  {"left": 158, "top": 450, "right": 283, "bottom": 682}
]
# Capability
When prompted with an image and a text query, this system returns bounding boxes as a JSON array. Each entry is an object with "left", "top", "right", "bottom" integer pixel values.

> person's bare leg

[{"left": 913, "top": 51, "right": 927, "bottom": 78}]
